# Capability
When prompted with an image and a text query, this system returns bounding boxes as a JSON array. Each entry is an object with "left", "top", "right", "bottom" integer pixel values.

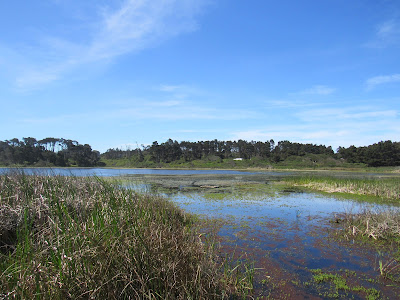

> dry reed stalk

[{"left": 0, "top": 173, "right": 247, "bottom": 299}]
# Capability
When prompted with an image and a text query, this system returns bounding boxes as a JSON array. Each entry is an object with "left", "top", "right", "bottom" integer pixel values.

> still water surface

[
  {"left": 0, "top": 167, "right": 284, "bottom": 176},
  {"left": 159, "top": 184, "right": 399, "bottom": 298},
  {"left": 121, "top": 172, "right": 400, "bottom": 298}
]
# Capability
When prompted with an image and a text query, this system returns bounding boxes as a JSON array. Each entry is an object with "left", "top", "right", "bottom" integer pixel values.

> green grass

[
  {"left": 0, "top": 173, "right": 251, "bottom": 299},
  {"left": 309, "top": 269, "right": 381, "bottom": 299},
  {"left": 284, "top": 175, "right": 400, "bottom": 201}
]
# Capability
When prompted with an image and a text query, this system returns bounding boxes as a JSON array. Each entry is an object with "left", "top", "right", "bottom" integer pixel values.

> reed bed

[
  {"left": 0, "top": 173, "right": 246, "bottom": 299},
  {"left": 285, "top": 175, "right": 400, "bottom": 200},
  {"left": 341, "top": 208, "right": 400, "bottom": 242},
  {"left": 339, "top": 208, "right": 400, "bottom": 280}
]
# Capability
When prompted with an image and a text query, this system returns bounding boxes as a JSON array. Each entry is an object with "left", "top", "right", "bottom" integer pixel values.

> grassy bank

[
  {"left": 284, "top": 175, "right": 400, "bottom": 201},
  {"left": 100, "top": 153, "right": 369, "bottom": 170},
  {"left": 0, "top": 173, "right": 249, "bottom": 299}
]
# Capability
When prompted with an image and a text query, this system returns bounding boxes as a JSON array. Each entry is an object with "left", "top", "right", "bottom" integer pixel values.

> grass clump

[{"left": 0, "top": 173, "right": 243, "bottom": 299}]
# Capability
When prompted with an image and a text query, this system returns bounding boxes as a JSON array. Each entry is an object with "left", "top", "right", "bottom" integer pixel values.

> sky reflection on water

[
  {"left": 159, "top": 183, "right": 399, "bottom": 298},
  {"left": 0, "top": 167, "right": 288, "bottom": 177}
]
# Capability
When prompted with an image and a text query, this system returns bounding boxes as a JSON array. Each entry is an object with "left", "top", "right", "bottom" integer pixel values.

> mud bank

[{"left": 120, "top": 173, "right": 285, "bottom": 190}]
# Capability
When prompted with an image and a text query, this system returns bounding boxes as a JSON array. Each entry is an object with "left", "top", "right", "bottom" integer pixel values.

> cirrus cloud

[
  {"left": 366, "top": 74, "right": 400, "bottom": 90},
  {"left": 10, "top": 0, "right": 208, "bottom": 90},
  {"left": 366, "top": 19, "right": 400, "bottom": 48},
  {"left": 291, "top": 85, "right": 336, "bottom": 96}
]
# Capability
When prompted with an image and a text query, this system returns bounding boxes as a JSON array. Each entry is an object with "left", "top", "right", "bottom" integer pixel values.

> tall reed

[{"left": 0, "top": 173, "right": 244, "bottom": 299}]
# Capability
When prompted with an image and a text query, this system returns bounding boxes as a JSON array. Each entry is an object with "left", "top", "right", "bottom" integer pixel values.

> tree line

[
  {"left": 103, "top": 139, "right": 335, "bottom": 163},
  {"left": 103, "top": 139, "right": 400, "bottom": 167},
  {"left": 0, "top": 137, "right": 101, "bottom": 167},
  {"left": 337, "top": 140, "right": 400, "bottom": 167},
  {"left": 2, "top": 137, "right": 399, "bottom": 168}
]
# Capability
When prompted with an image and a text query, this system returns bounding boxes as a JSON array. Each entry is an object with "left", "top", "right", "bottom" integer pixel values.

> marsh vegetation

[{"left": 0, "top": 173, "right": 252, "bottom": 299}]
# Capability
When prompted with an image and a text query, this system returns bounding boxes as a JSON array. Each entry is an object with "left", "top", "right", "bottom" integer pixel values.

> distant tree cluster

[
  {"left": 0, "top": 137, "right": 101, "bottom": 167},
  {"left": 102, "top": 147, "right": 144, "bottom": 162},
  {"left": 103, "top": 139, "right": 335, "bottom": 163},
  {"left": 338, "top": 141, "right": 400, "bottom": 167}
]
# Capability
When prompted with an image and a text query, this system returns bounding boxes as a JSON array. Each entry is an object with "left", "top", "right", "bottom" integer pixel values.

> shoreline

[{"left": 1, "top": 165, "right": 399, "bottom": 174}]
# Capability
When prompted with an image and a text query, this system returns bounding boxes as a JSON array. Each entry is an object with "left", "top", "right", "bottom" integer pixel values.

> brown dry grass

[{"left": 0, "top": 173, "right": 248, "bottom": 299}]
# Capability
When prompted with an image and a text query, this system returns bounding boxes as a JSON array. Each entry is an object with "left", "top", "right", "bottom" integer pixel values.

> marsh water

[
  {"left": 3, "top": 168, "right": 400, "bottom": 298},
  {"left": 123, "top": 173, "right": 400, "bottom": 299}
]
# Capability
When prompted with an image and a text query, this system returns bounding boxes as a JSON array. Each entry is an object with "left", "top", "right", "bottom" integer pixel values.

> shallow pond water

[{"left": 122, "top": 175, "right": 400, "bottom": 299}]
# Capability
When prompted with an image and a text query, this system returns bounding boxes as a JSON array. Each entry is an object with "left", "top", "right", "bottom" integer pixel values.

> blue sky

[{"left": 1, "top": 0, "right": 399, "bottom": 153}]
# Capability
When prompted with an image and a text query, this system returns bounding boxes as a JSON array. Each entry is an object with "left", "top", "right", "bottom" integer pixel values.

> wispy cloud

[
  {"left": 111, "top": 105, "right": 258, "bottom": 121},
  {"left": 377, "top": 20, "right": 397, "bottom": 37},
  {"left": 88, "top": 0, "right": 204, "bottom": 60},
  {"left": 231, "top": 103, "right": 400, "bottom": 150},
  {"left": 145, "top": 100, "right": 182, "bottom": 107},
  {"left": 366, "top": 19, "right": 400, "bottom": 48},
  {"left": 264, "top": 99, "right": 326, "bottom": 109},
  {"left": 296, "top": 107, "right": 398, "bottom": 122},
  {"left": 232, "top": 127, "right": 343, "bottom": 145},
  {"left": 231, "top": 122, "right": 399, "bottom": 150},
  {"left": 157, "top": 83, "right": 205, "bottom": 100},
  {"left": 159, "top": 84, "right": 185, "bottom": 92},
  {"left": 20, "top": 97, "right": 259, "bottom": 126},
  {"left": 366, "top": 74, "right": 400, "bottom": 90},
  {"left": 291, "top": 85, "right": 336, "bottom": 96},
  {"left": 10, "top": 0, "right": 207, "bottom": 89}
]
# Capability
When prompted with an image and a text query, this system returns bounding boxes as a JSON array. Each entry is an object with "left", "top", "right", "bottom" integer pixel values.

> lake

[{"left": 0, "top": 167, "right": 287, "bottom": 176}]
